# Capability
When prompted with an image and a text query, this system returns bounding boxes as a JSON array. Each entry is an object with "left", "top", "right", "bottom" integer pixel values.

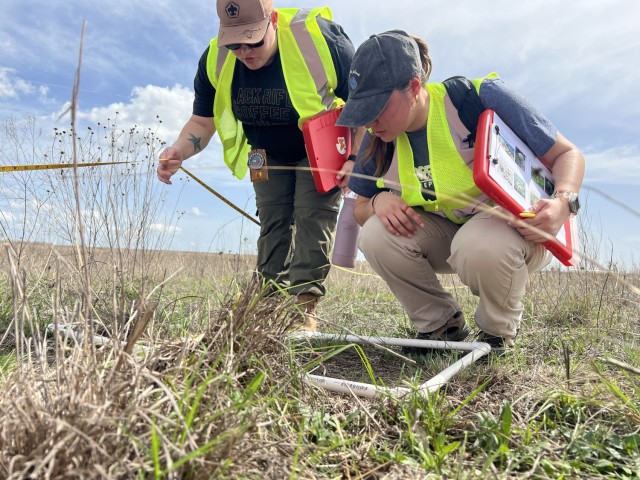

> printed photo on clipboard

[{"left": 473, "top": 109, "right": 579, "bottom": 267}]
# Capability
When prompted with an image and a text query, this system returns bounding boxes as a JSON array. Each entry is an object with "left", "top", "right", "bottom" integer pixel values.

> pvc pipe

[
  {"left": 306, "top": 374, "right": 412, "bottom": 398},
  {"left": 46, "top": 324, "right": 148, "bottom": 356},
  {"left": 290, "top": 331, "right": 492, "bottom": 399},
  {"left": 412, "top": 344, "right": 490, "bottom": 396},
  {"left": 48, "top": 323, "right": 113, "bottom": 346}
]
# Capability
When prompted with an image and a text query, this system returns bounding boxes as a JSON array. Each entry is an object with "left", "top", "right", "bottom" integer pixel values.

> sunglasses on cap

[{"left": 226, "top": 23, "right": 270, "bottom": 51}]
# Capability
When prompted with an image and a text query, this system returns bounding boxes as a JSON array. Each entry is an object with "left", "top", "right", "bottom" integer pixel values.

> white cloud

[
  {"left": 189, "top": 207, "right": 206, "bottom": 217},
  {"left": 70, "top": 84, "right": 194, "bottom": 143},
  {"left": 49, "top": 83, "right": 235, "bottom": 185},
  {"left": 0, "top": 68, "right": 34, "bottom": 99},
  {"left": 149, "top": 223, "right": 182, "bottom": 234},
  {"left": 37, "top": 84, "right": 56, "bottom": 105},
  {"left": 584, "top": 145, "right": 640, "bottom": 186}
]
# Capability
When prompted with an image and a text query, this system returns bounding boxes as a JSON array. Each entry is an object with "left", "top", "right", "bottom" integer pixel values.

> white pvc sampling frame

[
  {"left": 46, "top": 323, "right": 148, "bottom": 355},
  {"left": 48, "top": 323, "right": 113, "bottom": 346},
  {"left": 48, "top": 324, "right": 491, "bottom": 399},
  {"left": 289, "top": 331, "right": 492, "bottom": 399}
]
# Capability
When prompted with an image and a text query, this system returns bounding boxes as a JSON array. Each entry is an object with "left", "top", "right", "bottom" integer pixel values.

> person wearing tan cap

[
  {"left": 337, "top": 30, "right": 585, "bottom": 355},
  {"left": 157, "top": 0, "right": 357, "bottom": 330}
]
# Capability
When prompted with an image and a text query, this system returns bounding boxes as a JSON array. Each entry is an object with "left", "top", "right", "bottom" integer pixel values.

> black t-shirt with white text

[
  {"left": 192, "top": 17, "right": 354, "bottom": 163},
  {"left": 231, "top": 50, "right": 304, "bottom": 159}
]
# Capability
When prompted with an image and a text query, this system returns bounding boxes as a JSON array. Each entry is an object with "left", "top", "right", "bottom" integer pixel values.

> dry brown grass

[
  {"left": 0, "top": 241, "right": 639, "bottom": 479},
  {"left": 0, "top": 259, "right": 302, "bottom": 479}
]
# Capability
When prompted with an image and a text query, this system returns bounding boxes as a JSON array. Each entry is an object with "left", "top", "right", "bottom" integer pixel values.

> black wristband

[
  {"left": 370, "top": 192, "right": 382, "bottom": 212},
  {"left": 347, "top": 154, "right": 357, "bottom": 161}
]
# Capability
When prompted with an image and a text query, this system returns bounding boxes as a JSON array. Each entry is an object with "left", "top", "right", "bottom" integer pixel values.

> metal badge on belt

[{"left": 248, "top": 149, "right": 268, "bottom": 182}]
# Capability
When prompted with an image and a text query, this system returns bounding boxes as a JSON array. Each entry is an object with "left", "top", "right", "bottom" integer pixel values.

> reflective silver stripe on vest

[
  {"left": 289, "top": 9, "right": 332, "bottom": 109},
  {"left": 216, "top": 45, "right": 227, "bottom": 80}
]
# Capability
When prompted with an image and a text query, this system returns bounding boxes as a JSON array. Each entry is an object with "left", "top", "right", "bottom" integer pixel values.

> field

[
  {"left": 0, "top": 240, "right": 639, "bottom": 479},
  {"left": 1, "top": 114, "right": 640, "bottom": 479}
]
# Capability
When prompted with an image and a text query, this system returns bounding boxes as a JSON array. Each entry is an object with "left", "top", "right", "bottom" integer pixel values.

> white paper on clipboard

[
  {"left": 474, "top": 110, "right": 579, "bottom": 266},
  {"left": 488, "top": 115, "right": 573, "bottom": 248}
]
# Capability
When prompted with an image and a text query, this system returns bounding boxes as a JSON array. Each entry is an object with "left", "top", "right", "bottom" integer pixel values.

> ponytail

[{"left": 411, "top": 35, "right": 432, "bottom": 82}]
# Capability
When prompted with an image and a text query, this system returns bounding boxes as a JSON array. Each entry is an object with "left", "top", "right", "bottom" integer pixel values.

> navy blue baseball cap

[{"left": 337, "top": 30, "right": 422, "bottom": 127}]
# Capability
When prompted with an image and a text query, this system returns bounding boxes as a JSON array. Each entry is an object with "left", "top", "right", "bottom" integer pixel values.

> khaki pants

[
  {"left": 253, "top": 155, "right": 340, "bottom": 297},
  {"left": 358, "top": 210, "right": 551, "bottom": 338}
]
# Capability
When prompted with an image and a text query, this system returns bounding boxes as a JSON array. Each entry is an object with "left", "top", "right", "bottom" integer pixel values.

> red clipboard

[
  {"left": 302, "top": 107, "right": 351, "bottom": 193},
  {"left": 473, "top": 109, "right": 579, "bottom": 266}
]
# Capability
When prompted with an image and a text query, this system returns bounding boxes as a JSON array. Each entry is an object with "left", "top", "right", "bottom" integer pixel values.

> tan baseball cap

[{"left": 217, "top": 0, "right": 274, "bottom": 47}]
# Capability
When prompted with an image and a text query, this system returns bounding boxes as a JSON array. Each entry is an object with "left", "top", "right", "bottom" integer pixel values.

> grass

[{"left": 0, "top": 243, "right": 638, "bottom": 479}]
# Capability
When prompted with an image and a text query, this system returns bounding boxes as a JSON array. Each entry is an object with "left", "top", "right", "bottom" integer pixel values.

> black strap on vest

[{"left": 442, "top": 75, "right": 485, "bottom": 148}]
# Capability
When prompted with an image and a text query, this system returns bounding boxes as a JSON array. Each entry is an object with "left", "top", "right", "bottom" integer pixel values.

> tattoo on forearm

[{"left": 188, "top": 133, "right": 202, "bottom": 152}]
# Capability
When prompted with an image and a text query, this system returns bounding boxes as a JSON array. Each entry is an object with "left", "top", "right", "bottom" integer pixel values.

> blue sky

[{"left": 1, "top": 0, "right": 639, "bottom": 266}]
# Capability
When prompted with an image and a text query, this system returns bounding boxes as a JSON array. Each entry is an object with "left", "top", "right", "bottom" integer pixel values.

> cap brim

[
  {"left": 336, "top": 91, "right": 392, "bottom": 127},
  {"left": 218, "top": 18, "right": 270, "bottom": 47}
]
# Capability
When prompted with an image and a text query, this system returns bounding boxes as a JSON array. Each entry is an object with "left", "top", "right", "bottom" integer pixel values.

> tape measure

[
  {"left": 3, "top": 159, "right": 262, "bottom": 228},
  {"left": 0, "top": 161, "right": 130, "bottom": 173}
]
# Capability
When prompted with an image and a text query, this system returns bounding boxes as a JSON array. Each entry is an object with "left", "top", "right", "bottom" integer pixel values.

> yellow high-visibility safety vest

[
  {"left": 207, "top": 7, "right": 343, "bottom": 179},
  {"left": 377, "top": 73, "right": 498, "bottom": 224}
]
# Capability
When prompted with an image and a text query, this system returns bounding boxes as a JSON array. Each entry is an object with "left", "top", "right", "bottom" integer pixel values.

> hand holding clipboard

[{"left": 473, "top": 110, "right": 579, "bottom": 266}]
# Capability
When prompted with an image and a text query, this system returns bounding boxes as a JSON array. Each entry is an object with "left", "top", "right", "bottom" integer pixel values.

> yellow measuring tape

[
  {"left": 180, "top": 166, "right": 260, "bottom": 226},
  {"left": 0, "top": 161, "right": 130, "bottom": 172},
  {"left": 1, "top": 159, "right": 433, "bottom": 280},
  {"left": 2, "top": 159, "right": 262, "bottom": 227}
]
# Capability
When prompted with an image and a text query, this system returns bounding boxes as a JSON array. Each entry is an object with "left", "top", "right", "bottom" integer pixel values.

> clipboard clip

[
  {"left": 488, "top": 123, "right": 500, "bottom": 164},
  {"left": 463, "top": 133, "right": 475, "bottom": 148}
]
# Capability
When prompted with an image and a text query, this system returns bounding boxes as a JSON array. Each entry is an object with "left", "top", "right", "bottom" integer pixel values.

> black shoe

[{"left": 402, "top": 312, "right": 471, "bottom": 356}]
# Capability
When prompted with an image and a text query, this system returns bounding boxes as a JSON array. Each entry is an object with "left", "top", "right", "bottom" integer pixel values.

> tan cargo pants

[{"left": 358, "top": 209, "right": 551, "bottom": 338}]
